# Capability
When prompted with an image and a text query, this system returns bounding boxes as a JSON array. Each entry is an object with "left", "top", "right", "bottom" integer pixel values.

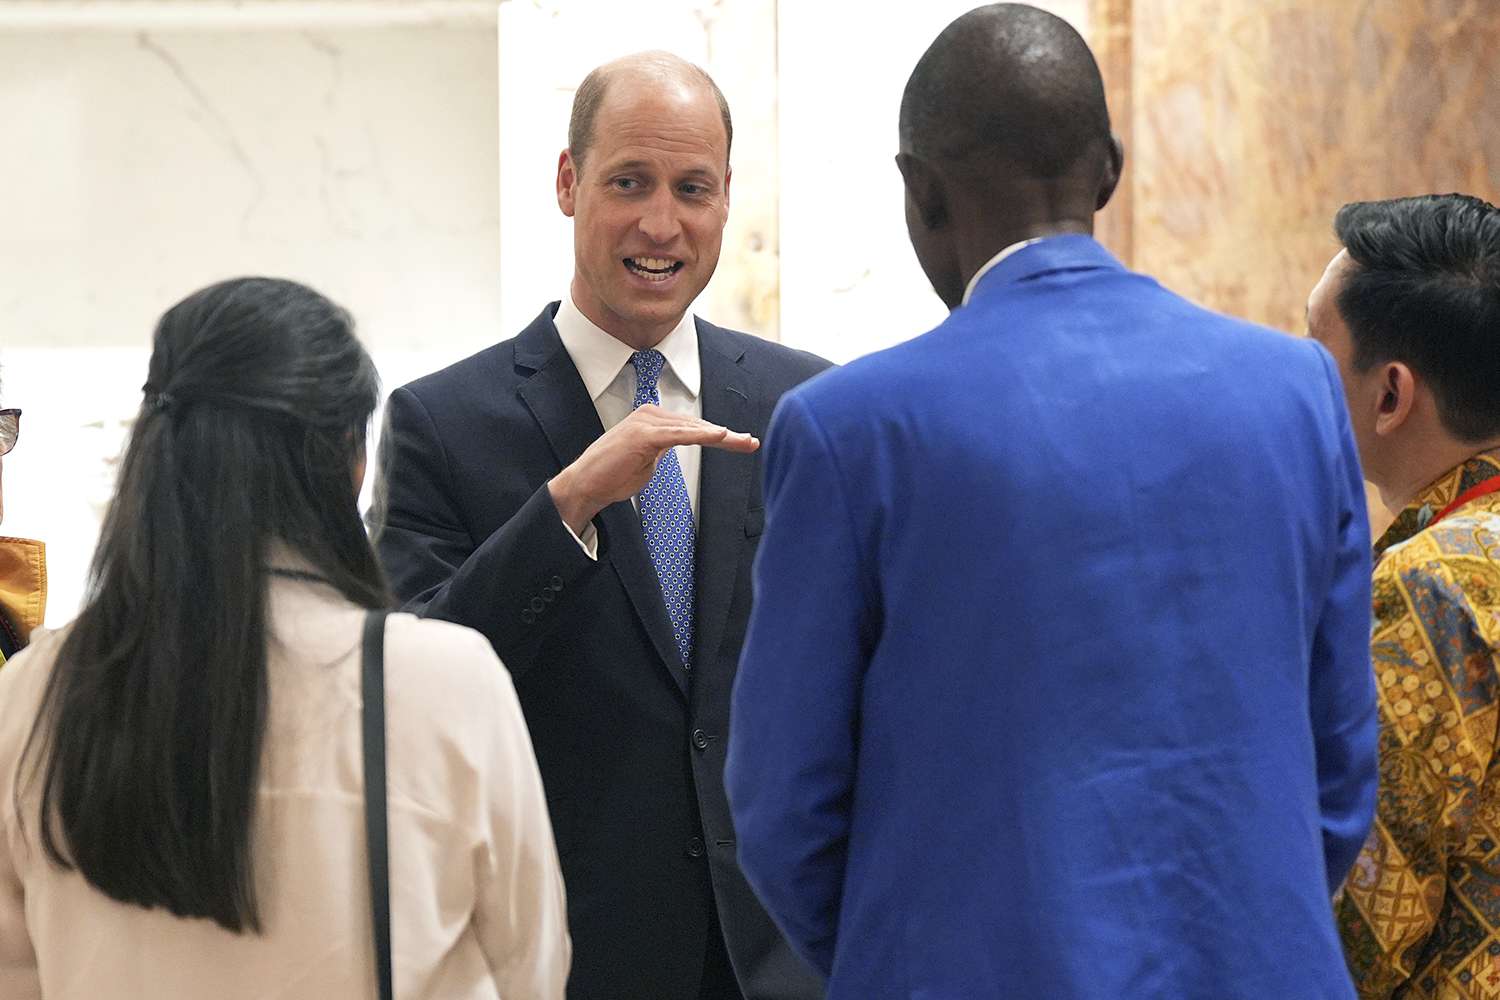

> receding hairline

[
  {"left": 568, "top": 51, "right": 733, "bottom": 168},
  {"left": 597, "top": 50, "right": 711, "bottom": 88}
]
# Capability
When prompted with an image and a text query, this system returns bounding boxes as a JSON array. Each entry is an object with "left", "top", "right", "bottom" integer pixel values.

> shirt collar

[
  {"left": 1375, "top": 446, "right": 1500, "bottom": 557},
  {"left": 961, "top": 237, "right": 1050, "bottom": 306},
  {"left": 554, "top": 292, "right": 700, "bottom": 401}
]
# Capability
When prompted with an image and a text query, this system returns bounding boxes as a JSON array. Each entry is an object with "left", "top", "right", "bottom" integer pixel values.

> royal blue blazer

[{"left": 726, "top": 236, "right": 1377, "bottom": 999}]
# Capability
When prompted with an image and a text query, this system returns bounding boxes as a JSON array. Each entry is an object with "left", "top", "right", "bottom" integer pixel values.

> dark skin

[{"left": 895, "top": 136, "right": 1125, "bottom": 311}]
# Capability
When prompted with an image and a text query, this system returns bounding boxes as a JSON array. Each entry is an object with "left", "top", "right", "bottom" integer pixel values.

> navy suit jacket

[
  {"left": 371, "top": 304, "right": 828, "bottom": 1000},
  {"left": 726, "top": 237, "right": 1378, "bottom": 999}
]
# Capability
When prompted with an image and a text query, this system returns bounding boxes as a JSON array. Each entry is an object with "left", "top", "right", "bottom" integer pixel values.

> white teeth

[{"left": 625, "top": 257, "right": 680, "bottom": 281}]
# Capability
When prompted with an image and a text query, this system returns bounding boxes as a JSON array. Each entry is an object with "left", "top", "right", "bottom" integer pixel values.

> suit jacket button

[
  {"left": 550, "top": 575, "right": 564, "bottom": 591},
  {"left": 692, "top": 729, "right": 709, "bottom": 751},
  {"left": 686, "top": 836, "right": 705, "bottom": 858},
  {"left": 530, "top": 596, "right": 546, "bottom": 613},
  {"left": 521, "top": 609, "right": 535, "bottom": 624}
]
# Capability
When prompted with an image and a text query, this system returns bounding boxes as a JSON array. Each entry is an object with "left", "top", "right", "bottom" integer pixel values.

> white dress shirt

[
  {"left": 0, "top": 575, "right": 571, "bottom": 1000},
  {"left": 553, "top": 292, "right": 702, "bottom": 557}
]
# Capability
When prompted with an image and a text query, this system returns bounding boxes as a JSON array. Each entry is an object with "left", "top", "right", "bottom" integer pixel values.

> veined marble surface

[
  {"left": 0, "top": 15, "right": 500, "bottom": 354},
  {"left": 0, "top": 8, "right": 501, "bottom": 624},
  {"left": 1125, "top": 0, "right": 1500, "bottom": 335}
]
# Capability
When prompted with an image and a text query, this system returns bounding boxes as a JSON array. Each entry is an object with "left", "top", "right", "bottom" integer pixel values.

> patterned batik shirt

[{"left": 1339, "top": 447, "right": 1500, "bottom": 998}]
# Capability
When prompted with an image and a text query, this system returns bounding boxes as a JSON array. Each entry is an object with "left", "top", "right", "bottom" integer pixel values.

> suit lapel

[
  {"left": 514, "top": 309, "right": 605, "bottom": 476},
  {"left": 602, "top": 501, "right": 689, "bottom": 699},
  {"left": 514, "top": 306, "right": 688, "bottom": 699},
  {"left": 692, "top": 322, "right": 756, "bottom": 674}
]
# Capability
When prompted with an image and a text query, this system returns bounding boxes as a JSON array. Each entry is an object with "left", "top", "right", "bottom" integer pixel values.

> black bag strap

[{"left": 361, "top": 610, "right": 393, "bottom": 1000}]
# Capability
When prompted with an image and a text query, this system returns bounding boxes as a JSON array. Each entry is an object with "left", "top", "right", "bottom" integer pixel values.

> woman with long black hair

[{"left": 0, "top": 278, "right": 569, "bottom": 998}]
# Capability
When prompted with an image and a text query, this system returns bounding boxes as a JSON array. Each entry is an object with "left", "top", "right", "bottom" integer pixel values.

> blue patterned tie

[{"left": 630, "top": 350, "right": 695, "bottom": 666}]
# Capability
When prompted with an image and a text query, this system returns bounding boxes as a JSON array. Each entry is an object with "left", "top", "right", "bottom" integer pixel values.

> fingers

[
  {"left": 647, "top": 422, "right": 760, "bottom": 452},
  {"left": 708, "top": 431, "right": 761, "bottom": 454},
  {"left": 629, "top": 406, "right": 759, "bottom": 452}
]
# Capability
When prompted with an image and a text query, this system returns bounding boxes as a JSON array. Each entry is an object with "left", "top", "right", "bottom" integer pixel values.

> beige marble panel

[
  {"left": 1123, "top": 0, "right": 1500, "bottom": 334},
  {"left": 1089, "top": 0, "right": 1133, "bottom": 265}
]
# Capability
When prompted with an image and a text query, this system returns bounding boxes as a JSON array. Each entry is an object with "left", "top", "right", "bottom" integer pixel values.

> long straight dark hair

[{"left": 20, "top": 277, "right": 389, "bottom": 932}]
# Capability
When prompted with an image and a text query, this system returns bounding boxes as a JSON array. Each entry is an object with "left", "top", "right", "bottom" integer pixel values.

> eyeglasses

[{"left": 0, "top": 409, "right": 20, "bottom": 456}]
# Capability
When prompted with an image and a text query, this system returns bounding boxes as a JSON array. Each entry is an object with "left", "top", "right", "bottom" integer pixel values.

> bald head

[
  {"left": 569, "top": 51, "right": 733, "bottom": 169},
  {"left": 900, "top": 4, "right": 1110, "bottom": 179}
]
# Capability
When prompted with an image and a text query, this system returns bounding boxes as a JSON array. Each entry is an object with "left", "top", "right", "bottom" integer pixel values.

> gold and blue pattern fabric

[{"left": 1339, "top": 447, "right": 1500, "bottom": 998}]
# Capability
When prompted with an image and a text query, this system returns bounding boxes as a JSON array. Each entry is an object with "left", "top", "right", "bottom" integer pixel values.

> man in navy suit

[
  {"left": 371, "top": 52, "right": 825, "bottom": 1000},
  {"left": 725, "top": 6, "right": 1377, "bottom": 999}
]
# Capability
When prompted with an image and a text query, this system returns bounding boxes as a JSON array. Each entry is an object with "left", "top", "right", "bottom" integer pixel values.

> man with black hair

[
  {"left": 1312, "top": 194, "right": 1500, "bottom": 998},
  {"left": 725, "top": 5, "right": 1377, "bottom": 998}
]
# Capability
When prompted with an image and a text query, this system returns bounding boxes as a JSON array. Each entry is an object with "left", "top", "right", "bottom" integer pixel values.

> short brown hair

[{"left": 568, "top": 55, "right": 733, "bottom": 170}]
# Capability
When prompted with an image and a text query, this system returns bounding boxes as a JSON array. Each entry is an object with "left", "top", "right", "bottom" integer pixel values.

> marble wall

[
  {"left": 0, "top": 1, "right": 502, "bottom": 355},
  {"left": 0, "top": 1, "right": 502, "bottom": 623},
  {"left": 1094, "top": 0, "right": 1500, "bottom": 335}
]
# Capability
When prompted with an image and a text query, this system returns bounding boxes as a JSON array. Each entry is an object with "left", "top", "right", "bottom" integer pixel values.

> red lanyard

[{"left": 1428, "top": 474, "right": 1500, "bottom": 529}]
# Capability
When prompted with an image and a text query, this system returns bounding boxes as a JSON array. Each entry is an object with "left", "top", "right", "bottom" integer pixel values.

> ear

[
  {"left": 1373, "top": 362, "right": 1417, "bottom": 437},
  {"left": 556, "top": 148, "right": 579, "bottom": 218},
  {"left": 895, "top": 152, "right": 949, "bottom": 231},
  {"left": 1095, "top": 134, "right": 1125, "bottom": 212}
]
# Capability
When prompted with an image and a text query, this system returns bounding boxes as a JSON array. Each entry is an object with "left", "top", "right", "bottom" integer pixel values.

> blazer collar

[
  {"left": 553, "top": 294, "right": 702, "bottom": 402},
  {"left": 965, "top": 234, "right": 1125, "bottom": 305},
  {"left": 691, "top": 320, "right": 755, "bottom": 678},
  {"left": 513, "top": 303, "right": 688, "bottom": 698},
  {"left": 513, "top": 302, "right": 568, "bottom": 372}
]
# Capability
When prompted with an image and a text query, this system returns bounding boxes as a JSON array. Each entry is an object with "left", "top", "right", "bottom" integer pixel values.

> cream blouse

[{"left": 0, "top": 575, "right": 569, "bottom": 999}]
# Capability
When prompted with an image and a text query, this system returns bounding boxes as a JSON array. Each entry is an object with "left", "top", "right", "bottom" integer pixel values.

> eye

[
  {"left": 679, "top": 182, "right": 708, "bottom": 196},
  {"left": 612, "top": 177, "right": 640, "bottom": 191}
]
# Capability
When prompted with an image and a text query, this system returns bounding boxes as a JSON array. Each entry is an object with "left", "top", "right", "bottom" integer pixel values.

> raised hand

[{"left": 548, "top": 404, "right": 759, "bottom": 534}]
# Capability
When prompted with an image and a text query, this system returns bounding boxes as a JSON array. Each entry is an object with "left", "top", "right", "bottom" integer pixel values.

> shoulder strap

[{"left": 361, "top": 610, "right": 393, "bottom": 1000}]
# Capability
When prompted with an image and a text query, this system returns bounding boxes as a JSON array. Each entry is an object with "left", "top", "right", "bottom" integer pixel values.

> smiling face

[{"left": 557, "top": 70, "right": 731, "bottom": 349}]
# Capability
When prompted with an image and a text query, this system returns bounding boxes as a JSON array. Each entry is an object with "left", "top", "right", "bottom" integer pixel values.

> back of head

[
  {"left": 1334, "top": 194, "right": 1500, "bottom": 442},
  {"left": 899, "top": 3, "right": 1111, "bottom": 179},
  {"left": 897, "top": 4, "right": 1118, "bottom": 308},
  {"left": 22, "top": 276, "right": 388, "bottom": 933}
]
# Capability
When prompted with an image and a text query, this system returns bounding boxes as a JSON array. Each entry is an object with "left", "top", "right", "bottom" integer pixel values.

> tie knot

[{"left": 630, "top": 349, "right": 667, "bottom": 395}]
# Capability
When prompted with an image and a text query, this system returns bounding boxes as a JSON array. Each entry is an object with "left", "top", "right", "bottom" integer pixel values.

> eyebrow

[{"left": 607, "top": 159, "right": 719, "bottom": 181}]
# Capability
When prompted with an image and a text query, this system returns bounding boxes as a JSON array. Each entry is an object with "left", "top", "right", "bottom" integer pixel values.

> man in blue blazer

[
  {"left": 372, "top": 53, "right": 826, "bottom": 1000},
  {"left": 725, "top": 6, "right": 1377, "bottom": 999}
]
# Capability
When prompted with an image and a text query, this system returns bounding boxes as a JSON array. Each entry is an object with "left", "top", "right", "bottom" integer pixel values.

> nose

[{"left": 637, "top": 187, "right": 682, "bottom": 246}]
